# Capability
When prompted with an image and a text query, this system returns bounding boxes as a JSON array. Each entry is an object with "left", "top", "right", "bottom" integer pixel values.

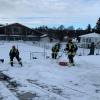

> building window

[
  {"left": 12, "top": 27, "right": 20, "bottom": 35},
  {"left": 82, "top": 38, "right": 85, "bottom": 42},
  {"left": 95, "top": 38, "right": 98, "bottom": 43},
  {"left": 86, "top": 38, "right": 89, "bottom": 43},
  {"left": 88, "top": 38, "right": 91, "bottom": 43}
]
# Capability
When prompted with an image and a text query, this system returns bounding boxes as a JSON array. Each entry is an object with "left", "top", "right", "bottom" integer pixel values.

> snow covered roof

[
  {"left": 80, "top": 32, "right": 100, "bottom": 38},
  {"left": 40, "top": 34, "right": 48, "bottom": 38},
  {"left": 64, "top": 36, "right": 68, "bottom": 39}
]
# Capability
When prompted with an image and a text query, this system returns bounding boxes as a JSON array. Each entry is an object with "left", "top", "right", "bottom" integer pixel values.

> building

[
  {"left": 0, "top": 23, "right": 42, "bottom": 41},
  {"left": 40, "top": 34, "right": 50, "bottom": 42},
  {"left": 79, "top": 32, "right": 100, "bottom": 48}
]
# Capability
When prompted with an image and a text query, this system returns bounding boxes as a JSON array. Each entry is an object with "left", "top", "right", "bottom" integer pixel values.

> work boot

[
  {"left": 19, "top": 62, "right": 22, "bottom": 66},
  {"left": 71, "top": 63, "right": 75, "bottom": 66},
  {"left": 11, "top": 62, "right": 13, "bottom": 67}
]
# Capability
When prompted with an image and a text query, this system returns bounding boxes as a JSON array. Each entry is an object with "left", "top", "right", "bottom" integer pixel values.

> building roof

[
  {"left": 0, "top": 23, "right": 43, "bottom": 36},
  {"left": 79, "top": 32, "right": 100, "bottom": 38},
  {"left": 40, "top": 34, "right": 48, "bottom": 38},
  {"left": 2, "top": 23, "right": 32, "bottom": 30},
  {"left": 0, "top": 24, "right": 4, "bottom": 27}
]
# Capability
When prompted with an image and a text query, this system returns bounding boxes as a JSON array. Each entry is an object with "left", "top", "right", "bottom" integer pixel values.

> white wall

[
  {"left": 40, "top": 37, "right": 50, "bottom": 42},
  {"left": 80, "top": 37, "right": 100, "bottom": 48}
]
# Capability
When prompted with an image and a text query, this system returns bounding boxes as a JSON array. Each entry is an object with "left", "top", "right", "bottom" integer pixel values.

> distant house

[
  {"left": 0, "top": 23, "right": 42, "bottom": 41},
  {"left": 79, "top": 32, "right": 100, "bottom": 48},
  {"left": 40, "top": 34, "right": 50, "bottom": 42},
  {"left": 63, "top": 36, "right": 68, "bottom": 42},
  {"left": 63, "top": 35, "right": 78, "bottom": 43},
  {"left": 40, "top": 34, "right": 58, "bottom": 42}
]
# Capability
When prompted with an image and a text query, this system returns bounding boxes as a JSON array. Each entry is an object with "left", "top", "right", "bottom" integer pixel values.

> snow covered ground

[{"left": 0, "top": 41, "right": 100, "bottom": 100}]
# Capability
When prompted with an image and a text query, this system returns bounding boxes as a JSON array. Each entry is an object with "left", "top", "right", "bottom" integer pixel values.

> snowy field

[{"left": 0, "top": 41, "right": 100, "bottom": 100}]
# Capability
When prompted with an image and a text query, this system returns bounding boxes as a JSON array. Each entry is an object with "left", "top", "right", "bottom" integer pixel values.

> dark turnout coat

[
  {"left": 9, "top": 48, "right": 19, "bottom": 57},
  {"left": 65, "top": 42, "right": 78, "bottom": 56}
]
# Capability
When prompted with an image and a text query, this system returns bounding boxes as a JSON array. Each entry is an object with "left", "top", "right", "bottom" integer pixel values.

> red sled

[{"left": 59, "top": 61, "right": 68, "bottom": 66}]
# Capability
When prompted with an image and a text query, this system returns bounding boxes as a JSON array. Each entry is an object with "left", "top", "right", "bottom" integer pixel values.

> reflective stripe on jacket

[{"left": 66, "top": 42, "right": 76, "bottom": 55}]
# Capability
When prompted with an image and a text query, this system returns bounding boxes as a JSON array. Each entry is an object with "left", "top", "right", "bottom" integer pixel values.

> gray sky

[{"left": 0, "top": 0, "right": 100, "bottom": 28}]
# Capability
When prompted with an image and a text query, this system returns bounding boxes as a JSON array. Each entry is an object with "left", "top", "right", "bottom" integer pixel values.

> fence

[
  {"left": 32, "top": 41, "right": 57, "bottom": 50},
  {"left": 28, "top": 41, "right": 100, "bottom": 59},
  {"left": 30, "top": 51, "right": 48, "bottom": 60}
]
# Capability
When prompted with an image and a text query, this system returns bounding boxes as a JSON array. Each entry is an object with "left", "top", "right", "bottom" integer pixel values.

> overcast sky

[{"left": 0, "top": 0, "right": 100, "bottom": 28}]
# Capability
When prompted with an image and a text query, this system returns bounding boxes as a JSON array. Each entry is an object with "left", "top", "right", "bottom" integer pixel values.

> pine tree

[
  {"left": 96, "top": 17, "right": 100, "bottom": 33},
  {"left": 86, "top": 24, "right": 92, "bottom": 33}
]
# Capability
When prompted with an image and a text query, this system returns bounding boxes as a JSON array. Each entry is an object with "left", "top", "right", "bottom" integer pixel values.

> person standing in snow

[
  {"left": 51, "top": 43, "right": 60, "bottom": 59},
  {"left": 89, "top": 42, "right": 95, "bottom": 55},
  {"left": 65, "top": 39, "right": 78, "bottom": 66},
  {"left": 9, "top": 45, "right": 22, "bottom": 66}
]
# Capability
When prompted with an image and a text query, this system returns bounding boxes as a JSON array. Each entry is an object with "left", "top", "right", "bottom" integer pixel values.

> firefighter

[
  {"left": 52, "top": 43, "right": 60, "bottom": 59},
  {"left": 65, "top": 39, "right": 77, "bottom": 66},
  {"left": 9, "top": 45, "right": 22, "bottom": 66},
  {"left": 89, "top": 42, "right": 95, "bottom": 55}
]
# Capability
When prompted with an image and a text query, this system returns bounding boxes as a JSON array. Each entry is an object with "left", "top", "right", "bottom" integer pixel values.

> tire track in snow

[
  {"left": 27, "top": 79, "right": 87, "bottom": 99},
  {"left": 26, "top": 79, "right": 69, "bottom": 100},
  {"left": 0, "top": 71, "right": 69, "bottom": 100},
  {"left": 0, "top": 72, "right": 19, "bottom": 100}
]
